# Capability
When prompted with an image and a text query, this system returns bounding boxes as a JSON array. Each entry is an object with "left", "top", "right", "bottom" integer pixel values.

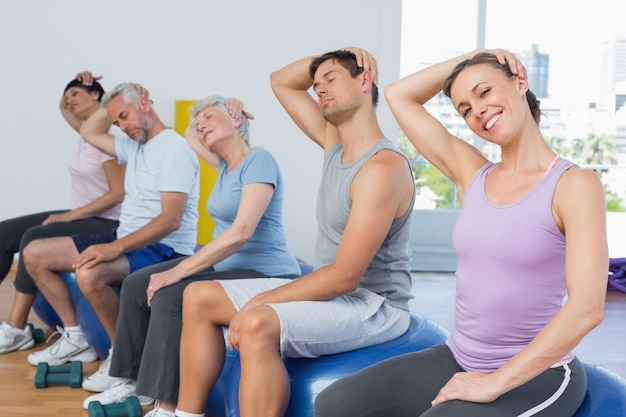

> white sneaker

[
  {"left": 144, "top": 400, "right": 176, "bottom": 417},
  {"left": 82, "top": 348, "right": 123, "bottom": 392},
  {"left": 83, "top": 379, "right": 154, "bottom": 409},
  {"left": 0, "top": 321, "right": 34, "bottom": 354},
  {"left": 26, "top": 326, "right": 98, "bottom": 366}
]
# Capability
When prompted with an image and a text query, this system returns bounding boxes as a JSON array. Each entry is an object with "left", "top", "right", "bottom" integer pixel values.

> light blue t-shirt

[
  {"left": 209, "top": 147, "right": 300, "bottom": 276},
  {"left": 114, "top": 129, "right": 199, "bottom": 255}
]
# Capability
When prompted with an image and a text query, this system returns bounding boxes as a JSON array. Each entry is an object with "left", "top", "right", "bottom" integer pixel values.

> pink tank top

[{"left": 447, "top": 159, "right": 575, "bottom": 372}]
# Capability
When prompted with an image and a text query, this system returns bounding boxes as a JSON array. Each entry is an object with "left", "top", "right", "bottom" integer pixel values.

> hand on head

[
  {"left": 129, "top": 82, "right": 151, "bottom": 101},
  {"left": 341, "top": 46, "right": 379, "bottom": 85},
  {"left": 486, "top": 48, "right": 527, "bottom": 80},
  {"left": 225, "top": 98, "right": 255, "bottom": 121},
  {"left": 75, "top": 70, "right": 102, "bottom": 86}
]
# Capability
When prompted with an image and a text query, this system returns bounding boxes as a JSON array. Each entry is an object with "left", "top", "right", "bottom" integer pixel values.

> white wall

[{"left": 0, "top": 0, "right": 402, "bottom": 263}]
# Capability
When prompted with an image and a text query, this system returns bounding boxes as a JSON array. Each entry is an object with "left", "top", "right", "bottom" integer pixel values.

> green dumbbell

[
  {"left": 27, "top": 323, "right": 45, "bottom": 344},
  {"left": 87, "top": 396, "right": 142, "bottom": 417},
  {"left": 34, "top": 361, "right": 82, "bottom": 388}
]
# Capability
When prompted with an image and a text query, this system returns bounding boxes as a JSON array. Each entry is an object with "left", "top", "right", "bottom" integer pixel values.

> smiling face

[
  {"left": 63, "top": 87, "right": 100, "bottom": 120},
  {"left": 449, "top": 64, "right": 528, "bottom": 145},
  {"left": 106, "top": 94, "right": 152, "bottom": 143},
  {"left": 193, "top": 105, "right": 239, "bottom": 152},
  {"left": 312, "top": 59, "right": 364, "bottom": 126}
]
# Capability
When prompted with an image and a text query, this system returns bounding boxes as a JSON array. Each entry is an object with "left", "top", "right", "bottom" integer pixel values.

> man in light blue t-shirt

[{"left": 24, "top": 75, "right": 199, "bottom": 373}]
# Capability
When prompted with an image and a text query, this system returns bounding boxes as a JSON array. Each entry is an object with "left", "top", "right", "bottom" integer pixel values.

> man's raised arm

[{"left": 270, "top": 55, "right": 336, "bottom": 149}]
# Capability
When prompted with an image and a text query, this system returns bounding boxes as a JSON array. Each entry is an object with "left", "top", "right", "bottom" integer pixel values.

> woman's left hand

[
  {"left": 487, "top": 48, "right": 528, "bottom": 80},
  {"left": 225, "top": 98, "right": 255, "bottom": 121},
  {"left": 146, "top": 269, "right": 181, "bottom": 306},
  {"left": 42, "top": 212, "right": 74, "bottom": 225},
  {"left": 431, "top": 371, "right": 500, "bottom": 406}
]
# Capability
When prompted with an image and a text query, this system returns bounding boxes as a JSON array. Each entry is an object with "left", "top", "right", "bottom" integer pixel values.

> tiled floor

[{"left": 409, "top": 271, "right": 626, "bottom": 379}]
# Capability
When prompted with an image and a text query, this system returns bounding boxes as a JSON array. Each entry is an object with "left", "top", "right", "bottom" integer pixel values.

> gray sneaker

[{"left": 0, "top": 321, "right": 34, "bottom": 354}]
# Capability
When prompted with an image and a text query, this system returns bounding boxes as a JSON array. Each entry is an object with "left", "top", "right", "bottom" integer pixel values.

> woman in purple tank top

[{"left": 314, "top": 49, "right": 608, "bottom": 417}]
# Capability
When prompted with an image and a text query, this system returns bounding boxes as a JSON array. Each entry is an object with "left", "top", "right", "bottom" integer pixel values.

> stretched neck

[
  {"left": 219, "top": 136, "right": 250, "bottom": 171},
  {"left": 337, "top": 106, "right": 385, "bottom": 163}
]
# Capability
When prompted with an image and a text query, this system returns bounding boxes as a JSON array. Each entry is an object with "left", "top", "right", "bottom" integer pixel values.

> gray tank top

[{"left": 314, "top": 139, "right": 415, "bottom": 310}]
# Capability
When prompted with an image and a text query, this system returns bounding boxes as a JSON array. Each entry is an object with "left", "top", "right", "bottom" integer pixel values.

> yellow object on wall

[{"left": 175, "top": 100, "right": 217, "bottom": 245}]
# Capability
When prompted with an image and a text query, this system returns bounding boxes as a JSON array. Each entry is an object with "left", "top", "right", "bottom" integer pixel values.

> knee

[
  {"left": 314, "top": 387, "right": 344, "bottom": 417},
  {"left": 239, "top": 307, "right": 279, "bottom": 347},
  {"left": 22, "top": 240, "right": 45, "bottom": 272},
  {"left": 150, "top": 284, "right": 182, "bottom": 313},
  {"left": 20, "top": 226, "right": 46, "bottom": 250},
  {"left": 75, "top": 267, "right": 103, "bottom": 294},
  {"left": 182, "top": 281, "right": 221, "bottom": 317},
  {"left": 120, "top": 271, "right": 149, "bottom": 304}
]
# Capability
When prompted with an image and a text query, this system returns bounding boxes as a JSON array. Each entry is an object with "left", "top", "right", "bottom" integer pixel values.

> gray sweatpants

[{"left": 109, "top": 257, "right": 270, "bottom": 402}]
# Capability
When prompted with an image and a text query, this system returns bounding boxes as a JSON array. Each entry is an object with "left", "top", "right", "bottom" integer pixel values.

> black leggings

[
  {"left": 314, "top": 344, "right": 587, "bottom": 417},
  {"left": 109, "top": 258, "right": 271, "bottom": 402},
  {"left": 0, "top": 211, "right": 118, "bottom": 293}
]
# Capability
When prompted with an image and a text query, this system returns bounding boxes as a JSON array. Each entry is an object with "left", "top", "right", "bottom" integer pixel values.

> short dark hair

[
  {"left": 63, "top": 79, "right": 106, "bottom": 102},
  {"left": 442, "top": 52, "right": 541, "bottom": 124},
  {"left": 309, "top": 50, "right": 379, "bottom": 107}
]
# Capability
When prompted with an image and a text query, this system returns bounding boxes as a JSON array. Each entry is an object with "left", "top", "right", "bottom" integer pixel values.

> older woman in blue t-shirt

[{"left": 83, "top": 96, "right": 301, "bottom": 417}]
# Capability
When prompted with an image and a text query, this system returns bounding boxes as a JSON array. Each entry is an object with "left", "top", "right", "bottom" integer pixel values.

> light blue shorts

[{"left": 217, "top": 278, "right": 410, "bottom": 358}]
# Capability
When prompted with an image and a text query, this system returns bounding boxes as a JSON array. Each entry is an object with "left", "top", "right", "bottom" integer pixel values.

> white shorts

[{"left": 217, "top": 278, "right": 410, "bottom": 358}]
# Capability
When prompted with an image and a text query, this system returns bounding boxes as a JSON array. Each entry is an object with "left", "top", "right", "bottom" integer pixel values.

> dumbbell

[
  {"left": 87, "top": 396, "right": 142, "bottom": 417},
  {"left": 34, "top": 360, "right": 82, "bottom": 388},
  {"left": 27, "top": 323, "right": 45, "bottom": 344}
]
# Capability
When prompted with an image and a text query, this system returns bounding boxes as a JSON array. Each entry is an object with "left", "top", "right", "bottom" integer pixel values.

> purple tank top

[{"left": 448, "top": 159, "right": 575, "bottom": 372}]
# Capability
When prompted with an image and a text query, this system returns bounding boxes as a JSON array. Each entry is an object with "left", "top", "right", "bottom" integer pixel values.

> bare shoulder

[
  {"left": 557, "top": 165, "right": 604, "bottom": 195},
  {"left": 554, "top": 165, "right": 606, "bottom": 227},
  {"left": 352, "top": 148, "right": 414, "bottom": 214},
  {"left": 365, "top": 148, "right": 413, "bottom": 180}
]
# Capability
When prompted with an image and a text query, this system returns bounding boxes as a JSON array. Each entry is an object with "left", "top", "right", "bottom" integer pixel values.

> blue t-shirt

[
  {"left": 209, "top": 147, "right": 300, "bottom": 276},
  {"left": 114, "top": 129, "right": 199, "bottom": 255}
]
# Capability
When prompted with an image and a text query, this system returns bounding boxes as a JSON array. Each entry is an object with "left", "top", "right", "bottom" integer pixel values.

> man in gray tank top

[{"left": 174, "top": 47, "right": 417, "bottom": 417}]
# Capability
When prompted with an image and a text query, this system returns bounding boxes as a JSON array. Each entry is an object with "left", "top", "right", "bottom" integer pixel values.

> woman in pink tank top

[{"left": 0, "top": 74, "right": 125, "bottom": 355}]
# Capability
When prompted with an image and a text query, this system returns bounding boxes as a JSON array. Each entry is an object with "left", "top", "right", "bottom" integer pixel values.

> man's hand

[
  {"left": 72, "top": 242, "right": 123, "bottom": 270},
  {"left": 341, "top": 46, "right": 379, "bottom": 84},
  {"left": 129, "top": 82, "right": 150, "bottom": 100}
]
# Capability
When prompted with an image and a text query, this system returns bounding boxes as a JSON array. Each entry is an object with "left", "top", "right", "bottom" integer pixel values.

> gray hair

[
  {"left": 189, "top": 95, "right": 250, "bottom": 144},
  {"left": 101, "top": 83, "right": 142, "bottom": 109}
]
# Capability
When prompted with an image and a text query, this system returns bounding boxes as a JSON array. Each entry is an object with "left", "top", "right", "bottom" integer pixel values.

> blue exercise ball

[
  {"left": 32, "top": 292, "right": 63, "bottom": 331},
  {"left": 33, "top": 272, "right": 114, "bottom": 360},
  {"left": 32, "top": 271, "right": 85, "bottom": 330},
  {"left": 224, "top": 313, "right": 449, "bottom": 417},
  {"left": 573, "top": 361, "right": 626, "bottom": 416},
  {"left": 298, "top": 261, "right": 314, "bottom": 276}
]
